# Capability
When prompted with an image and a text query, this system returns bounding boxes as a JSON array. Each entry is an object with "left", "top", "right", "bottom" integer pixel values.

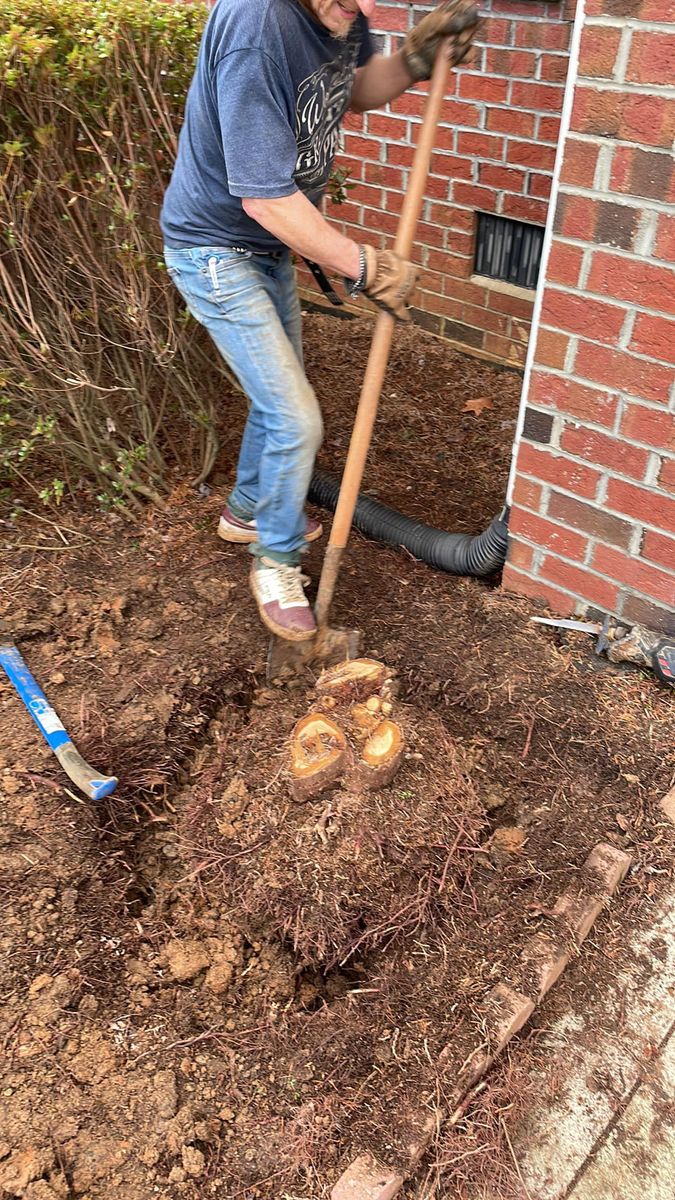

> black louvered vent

[{"left": 474, "top": 213, "right": 545, "bottom": 290}]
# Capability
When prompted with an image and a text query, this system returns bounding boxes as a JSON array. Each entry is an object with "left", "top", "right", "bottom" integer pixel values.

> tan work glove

[
  {"left": 403, "top": 0, "right": 480, "bottom": 82},
  {"left": 351, "top": 245, "right": 419, "bottom": 323}
]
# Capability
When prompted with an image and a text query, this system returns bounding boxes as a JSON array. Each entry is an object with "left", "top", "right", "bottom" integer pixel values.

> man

[{"left": 162, "top": 0, "right": 477, "bottom": 642}]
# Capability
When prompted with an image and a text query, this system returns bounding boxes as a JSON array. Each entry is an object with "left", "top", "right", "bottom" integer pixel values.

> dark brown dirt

[{"left": 0, "top": 313, "right": 673, "bottom": 1200}]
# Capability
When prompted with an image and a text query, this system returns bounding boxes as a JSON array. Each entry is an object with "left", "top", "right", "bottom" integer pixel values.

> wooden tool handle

[{"left": 314, "top": 51, "right": 451, "bottom": 628}]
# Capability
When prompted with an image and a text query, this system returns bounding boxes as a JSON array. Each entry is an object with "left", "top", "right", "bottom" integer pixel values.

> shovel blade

[{"left": 266, "top": 626, "right": 362, "bottom": 686}]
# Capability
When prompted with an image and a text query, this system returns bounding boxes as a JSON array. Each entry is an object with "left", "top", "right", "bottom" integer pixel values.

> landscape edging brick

[{"left": 329, "top": 841, "right": 631, "bottom": 1200}]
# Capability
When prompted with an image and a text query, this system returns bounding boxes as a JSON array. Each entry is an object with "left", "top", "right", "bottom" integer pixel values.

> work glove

[
  {"left": 403, "top": 0, "right": 480, "bottom": 82},
  {"left": 351, "top": 246, "right": 419, "bottom": 323}
]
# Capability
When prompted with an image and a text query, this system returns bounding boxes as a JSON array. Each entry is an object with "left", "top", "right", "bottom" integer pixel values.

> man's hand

[
  {"left": 403, "top": 0, "right": 480, "bottom": 83},
  {"left": 359, "top": 246, "right": 419, "bottom": 323}
]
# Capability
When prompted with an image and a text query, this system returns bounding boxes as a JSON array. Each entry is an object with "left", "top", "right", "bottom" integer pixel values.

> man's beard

[{"left": 296, "top": 0, "right": 352, "bottom": 40}]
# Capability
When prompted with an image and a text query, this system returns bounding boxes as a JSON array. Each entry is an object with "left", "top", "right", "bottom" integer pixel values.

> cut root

[
  {"left": 315, "top": 658, "right": 394, "bottom": 705},
  {"left": 288, "top": 712, "right": 350, "bottom": 803},
  {"left": 347, "top": 719, "right": 405, "bottom": 792}
]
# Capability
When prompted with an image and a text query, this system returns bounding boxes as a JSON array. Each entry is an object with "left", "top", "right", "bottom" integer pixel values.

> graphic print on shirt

[{"left": 294, "top": 35, "right": 361, "bottom": 196}]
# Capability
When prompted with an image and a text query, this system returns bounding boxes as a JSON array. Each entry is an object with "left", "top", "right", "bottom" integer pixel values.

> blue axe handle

[{"left": 0, "top": 643, "right": 118, "bottom": 801}]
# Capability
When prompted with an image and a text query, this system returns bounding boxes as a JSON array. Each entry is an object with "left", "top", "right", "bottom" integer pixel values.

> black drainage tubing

[{"left": 308, "top": 469, "right": 510, "bottom": 578}]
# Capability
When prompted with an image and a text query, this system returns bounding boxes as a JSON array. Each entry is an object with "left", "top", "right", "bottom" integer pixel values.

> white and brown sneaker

[
  {"left": 249, "top": 559, "right": 317, "bottom": 642},
  {"left": 218, "top": 505, "right": 322, "bottom": 545}
]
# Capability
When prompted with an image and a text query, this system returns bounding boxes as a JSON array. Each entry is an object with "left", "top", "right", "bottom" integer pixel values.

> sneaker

[
  {"left": 249, "top": 559, "right": 317, "bottom": 642},
  {"left": 218, "top": 505, "right": 322, "bottom": 545}
]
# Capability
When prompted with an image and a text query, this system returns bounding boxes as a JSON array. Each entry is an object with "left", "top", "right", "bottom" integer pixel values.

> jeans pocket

[{"left": 205, "top": 251, "right": 254, "bottom": 301}]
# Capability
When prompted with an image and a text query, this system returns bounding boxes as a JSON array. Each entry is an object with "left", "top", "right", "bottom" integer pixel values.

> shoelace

[{"left": 272, "top": 564, "right": 309, "bottom": 606}]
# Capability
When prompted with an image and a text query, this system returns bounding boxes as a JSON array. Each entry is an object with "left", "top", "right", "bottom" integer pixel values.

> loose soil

[{"left": 1, "top": 312, "right": 673, "bottom": 1200}]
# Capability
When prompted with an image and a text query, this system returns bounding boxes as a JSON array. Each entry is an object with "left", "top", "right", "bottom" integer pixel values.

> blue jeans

[{"left": 164, "top": 245, "right": 323, "bottom": 564}]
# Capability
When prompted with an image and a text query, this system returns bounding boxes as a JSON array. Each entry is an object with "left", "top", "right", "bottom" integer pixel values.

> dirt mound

[{"left": 179, "top": 692, "right": 484, "bottom": 968}]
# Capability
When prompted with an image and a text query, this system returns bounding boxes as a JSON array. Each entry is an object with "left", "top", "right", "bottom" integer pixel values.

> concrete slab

[
  {"left": 567, "top": 1027, "right": 675, "bottom": 1200},
  {"left": 515, "top": 891, "right": 675, "bottom": 1199}
]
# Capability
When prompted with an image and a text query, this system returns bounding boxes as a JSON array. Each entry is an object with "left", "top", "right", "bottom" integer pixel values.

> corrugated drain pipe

[{"left": 308, "top": 469, "right": 509, "bottom": 578}]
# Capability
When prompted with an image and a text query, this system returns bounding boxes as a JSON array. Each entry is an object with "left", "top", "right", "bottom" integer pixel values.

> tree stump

[{"left": 288, "top": 660, "right": 405, "bottom": 802}]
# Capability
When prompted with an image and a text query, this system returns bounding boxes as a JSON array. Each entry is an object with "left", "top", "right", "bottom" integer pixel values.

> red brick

[
  {"left": 592, "top": 545, "right": 675, "bottom": 606},
  {"left": 555, "top": 844, "right": 631, "bottom": 941},
  {"left": 516, "top": 443, "right": 602, "bottom": 498},
  {"left": 560, "top": 424, "right": 649, "bottom": 480},
  {"left": 362, "top": 206, "right": 399, "bottom": 236},
  {"left": 539, "top": 116, "right": 563, "bottom": 143},
  {"left": 561, "top": 139, "right": 600, "bottom": 188},
  {"left": 542, "top": 557, "right": 620, "bottom": 610},
  {"left": 439, "top": 99, "right": 482, "bottom": 128},
  {"left": 621, "top": 93, "right": 675, "bottom": 150},
  {"left": 485, "top": 48, "right": 538, "bottom": 77},
  {"left": 572, "top": 85, "right": 623, "bottom": 138},
  {"left": 621, "top": 593, "right": 675, "bottom": 634},
  {"left": 342, "top": 133, "right": 380, "bottom": 161},
  {"left": 508, "top": 140, "right": 557, "bottom": 170},
  {"left": 511, "top": 508, "right": 589, "bottom": 560},
  {"left": 456, "top": 131, "right": 504, "bottom": 160},
  {"left": 606, "top": 478, "right": 675, "bottom": 533},
  {"left": 430, "top": 153, "right": 474, "bottom": 180},
  {"left": 660, "top": 458, "right": 675, "bottom": 493},
  {"left": 631, "top": 313, "right": 675, "bottom": 365},
  {"left": 487, "top": 290, "right": 534, "bottom": 320},
  {"left": 588, "top": 251, "right": 675, "bottom": 318},
  {"left": 579, "top": 25, "right": 622, "bottom": 78},
  {"left": 502, "top": 563, "right": 577, "bottom": 613},
  {"left": 480, "top": 164, "right": 528, "bottom": 192},
  {"left": 437, "top": 275, "right": 489, "bottom": 308},
  {"left": 546, "top": 242, "right": 584, "bottom": 288},
  {"left": 453, "top": 182, "right": 499, "bottom": 211},
  {"left": 484, "top": 332, "right": 527, "bottom": 366},
  {"left": 501, "top": 193, "right": 549, "bottom": 224},
  {"left": 536, "top": 327, "right": 571, "bottom": 370},
  {"left": 529, "top": 173, "right": 553, "bottom": 200},
  {"left": 512, "top": 475, "right": 544, "bottom": 512},
  {"left": 362, "top": 163, "right": 402, "bottom": 189},
  {"left": 655, "top": 214, "right": 675, "bottom": 264},
  {"left": 555, "top": 193, "right": 597, "bottom": 241},
  {"left": 540, "top": 53, "right": 570, "bottom": 84},
  {"left": 486, "top": 108, "right": 536, "bottom": 137},
  {"left": 642, "top": 529, "right": 675, "bottom": 570},
  {"left": 547, "top": 491, "right": 634, "bottom": 551},
  {"left": 620, "top": 404, "right": 675, "bottom": 452},
  {"left": 530, "top": 372, "right": 618, "bottom": 426},
  {"left": 610, "top": 146, "right": 675, "bottom": 204},
  {"left": 511, "top": 81, "right": 565, "bottom": 113},
  {"left": 541, "top": 290, "right": 626, "bottom": 345},
  {"left": 481, "top": 17, "right": 511, "bottom": 43},
  {"left": 366, "top": 113, "right": 408, "bottom": 141},
  {"left": 387, "top": 143, "right": 414, "bottom": 169},
  {"left": 459, "top": 74, "right": 510, "bottom": 104},
  {"left": 627, "top": 31, "right": 675, "bottom": 87},
  {"left": 575, "top": 341, "right": 673, "bottom": 405},
  {"left": 331, "top": 1154, "right": 403, "bottom": 1200},
  {"left": 514, "top": 21, "right": 571, "bottom": 52},
  {"left": 348, "top": 183, "right": 383, "bottom": 207},
  {"left": 508, "top": 537, "right": 537, "bottom": 573},
  {"left": 371, "top": 4, "right": 409, "bottom": 31}
]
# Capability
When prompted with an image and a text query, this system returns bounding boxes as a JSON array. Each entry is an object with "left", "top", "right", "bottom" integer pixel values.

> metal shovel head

[{"left": 266, "top": 625, "right": 362, "bottom": 686}]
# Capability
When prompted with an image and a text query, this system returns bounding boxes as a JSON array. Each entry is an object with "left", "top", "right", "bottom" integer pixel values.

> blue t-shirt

[{"left": 161, "top": 0, "right": 374, "bottom": 252}]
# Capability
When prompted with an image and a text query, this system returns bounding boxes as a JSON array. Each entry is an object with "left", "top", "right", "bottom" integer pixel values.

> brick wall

[
  {"left": 504, "top": 0, "right": 675, "bottom": 634},
  {"left": 302, "top": 0, "right": 575, "bottom": 365}
]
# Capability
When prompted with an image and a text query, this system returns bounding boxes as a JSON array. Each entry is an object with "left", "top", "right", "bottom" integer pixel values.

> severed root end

[
  {"left": 347, "top": 719, "right": 405, "bottom": 792},
  {"left": 289, "top": 713, "right": 349, "bottom": 803},
  {"left": 315, "top": 658, "right": 395, "bottom": 705}
]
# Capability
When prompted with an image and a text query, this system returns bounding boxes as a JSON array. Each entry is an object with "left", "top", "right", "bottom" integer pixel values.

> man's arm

[
  {"left": 242, "top": 191, "right": 361, "bottom": 279},
  {"left": 349, "top": 52, "right": 414, "bottom": 114}
]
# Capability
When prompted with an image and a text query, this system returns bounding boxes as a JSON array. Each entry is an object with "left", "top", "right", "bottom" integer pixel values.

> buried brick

[
  {"left": 661, "top": 784, "right": 675, "bottom": 826},
  {"left": 331, "top": 1153, "right": 404, "bottom": 1200},
  {"left": 329, "top": 841, "right": 631, "bottom": 1196}
]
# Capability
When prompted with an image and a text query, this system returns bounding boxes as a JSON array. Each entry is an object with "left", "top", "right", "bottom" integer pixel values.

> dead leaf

[
  {"left": 463, "top": 396, "right": 493, "bottom": 417},
  {"left": 615, "top": 814, "right": 630, "bottom": 832}
]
